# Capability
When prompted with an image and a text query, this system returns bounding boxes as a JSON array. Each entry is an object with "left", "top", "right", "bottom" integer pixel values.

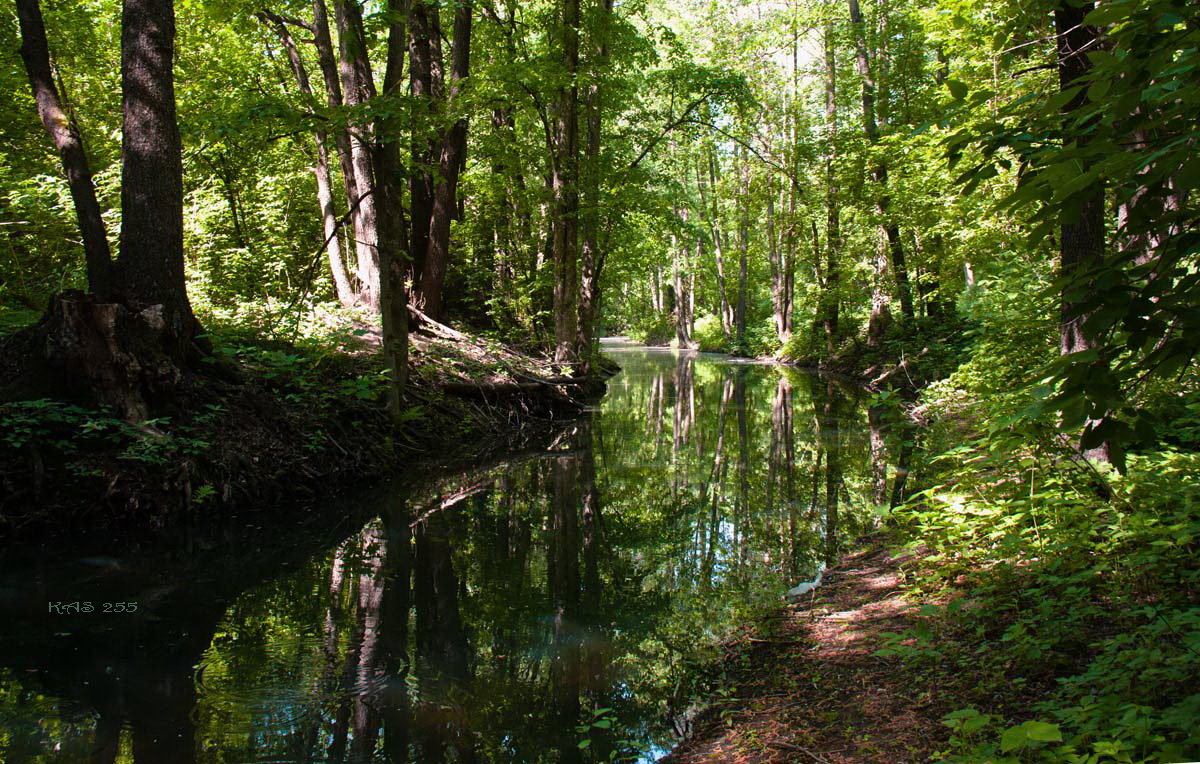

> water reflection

[{"left": 0, "top": 344, "right": 901, "bottom": 762}]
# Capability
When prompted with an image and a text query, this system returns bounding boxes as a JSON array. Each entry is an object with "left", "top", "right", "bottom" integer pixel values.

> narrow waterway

[{"left": 0, "top": 342, "right": 881, "bottom": 762}]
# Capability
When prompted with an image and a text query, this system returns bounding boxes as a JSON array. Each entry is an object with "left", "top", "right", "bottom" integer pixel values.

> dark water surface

[{"left": 0, "top": 342, "right": 882, "bottom": 763}]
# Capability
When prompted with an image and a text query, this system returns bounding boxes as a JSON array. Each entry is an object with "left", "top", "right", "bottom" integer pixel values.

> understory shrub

[{"left": 889, "top": 445, "right": 1200, "bottom": 764}]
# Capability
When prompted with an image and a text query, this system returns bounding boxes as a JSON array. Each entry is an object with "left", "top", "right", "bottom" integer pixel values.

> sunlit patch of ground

[{"left": 661, "top": 539, "right": 955, "bottom": 763}]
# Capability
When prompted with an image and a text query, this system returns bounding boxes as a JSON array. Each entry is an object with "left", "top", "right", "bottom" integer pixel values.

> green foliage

[
  {"left": 887, "top": 440, "right": 1200, "bottom": 764},
  {"left": 630, "top": 311, "right": 673, "bottom": 346},
  {"left": 0, "top": 399, "right": 208, "bottom": 470},
  {"left": 949, "top": 0, "right": 1200, "bottom": 467},
  {"left": 692, "top": 312, "right": 725, "bottom": 352}
]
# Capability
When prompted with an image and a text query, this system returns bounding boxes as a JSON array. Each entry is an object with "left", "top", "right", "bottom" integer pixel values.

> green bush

[
  {"left": 891, "top": 445, "right": 1200, "bottom": 764},
  {"left": 631, "top": 312, "right": 673, "bottom": 346},
  {"left": 693, "top": 313, "right": 727, "bottom": 352}
]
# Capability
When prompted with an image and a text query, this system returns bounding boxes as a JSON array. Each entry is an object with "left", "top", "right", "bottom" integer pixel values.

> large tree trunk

[
  {"left": 41, "top": 292, "right": 186, "bottom": 421},
  {"left": 419, "top": 0, "right": 472, "bottom": 322},
  {"left": 333, "top": 0, "right": 381, "bottom": 311},
  {"left": 374, "top": 0, "right": 410, "bottom": 417},
  {"left": 576, "top": 0, "right": 614, "bottom": 363},
  {"left": 15, "top": 0, "right": 112, "bottom": 295},
  {"left": 25, "top": 0, "right": 201, "bottom": 422},
  {"left": 117, "top": 0, "right": 200, "bottom": 359},
  {"left": 551, "top": 0, "right": 581, "bottom": 365}
]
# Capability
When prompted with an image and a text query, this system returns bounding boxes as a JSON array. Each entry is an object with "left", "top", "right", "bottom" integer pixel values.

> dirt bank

[{"left": 0, "top": 319, "right": 607, "bottom": 538}]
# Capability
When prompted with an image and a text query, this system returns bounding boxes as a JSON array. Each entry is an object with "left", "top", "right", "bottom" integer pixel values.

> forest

[{"left": 0, "top": 0, "right": 1198, "bottom": 760}]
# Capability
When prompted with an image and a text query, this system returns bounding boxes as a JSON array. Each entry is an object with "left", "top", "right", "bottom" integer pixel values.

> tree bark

[
  {"left": 311, "top": 0, "right": 363, "bottom": 293},
  {"left": 118, "top": 0, "right": 200, "bottom": 358},
  {"left": 735, "top": 149, "right": 749, "bottom": 352},
  {"left": 1055, "top": 0, "right": 1111, "bottom": 464},
  {"left": 552, "top": 0, "right": 581, "bottom": 365},
  {"left": 419, "top": 0, "right": 471, "bottom": 322},
  {"left": 672, "top": 224, "right": 692, "bottom": 348},
  {"left": 701, "top": 148, "right": 734, "bottom": 340},
  {"left": 333, "top": 0, "right": 381, "bottom": 310},
  {"left": 1054, "top": 4, "right": 1103, "bottom": 355},
  {"left": 407, "top": 0, "right": 438, "bottom": 298},
  {"left": 374, "top": 0, "right": 410, "bottom": 417},
  {"left": 576, "top": 0, "right": 614, "bottom": 363},
  {"left": 848, "top": 0, "right": 913, "bottom": 327},
  {"left": 261, "top": 12, "right": 356, "bottom": 307},
  {"left": 767, "top": 183, "right": 792, "bottom": 348},
  {"left": 821, "top": 19, "right": 841, "bottom": 357},
  {"left": 16, "top": 0, "right": 112, "bottom": 295}
]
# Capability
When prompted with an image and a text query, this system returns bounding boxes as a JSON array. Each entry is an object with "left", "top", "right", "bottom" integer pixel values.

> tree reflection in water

[{"left": 0, "top": 346, "right": 911, "bottom": 762}]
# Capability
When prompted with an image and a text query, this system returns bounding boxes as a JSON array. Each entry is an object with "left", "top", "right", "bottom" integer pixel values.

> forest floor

[
  {"left": 0, "top": 315, "right": 605, "bottom": 537},
  {"left": 661, "top": 537, "right": 961, "bottom": 764}
]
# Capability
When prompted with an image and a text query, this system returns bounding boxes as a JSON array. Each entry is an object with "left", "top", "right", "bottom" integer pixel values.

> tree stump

[{"left": 41, "top": 290, "right": 183, "bottom": 421}]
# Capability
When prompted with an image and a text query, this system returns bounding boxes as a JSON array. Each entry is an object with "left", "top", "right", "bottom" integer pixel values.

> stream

[{"left": 0, "top": 341, "right": 881, "bottom": 763}]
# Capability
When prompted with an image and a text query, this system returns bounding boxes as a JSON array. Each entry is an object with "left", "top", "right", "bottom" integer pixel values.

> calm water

[{"left": 0, "top": 342, "right": 883, "bottom": 763}]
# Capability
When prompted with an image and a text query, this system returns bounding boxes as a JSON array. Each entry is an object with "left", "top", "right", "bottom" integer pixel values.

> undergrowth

[{"left": 878, "top": 422, "right": 1200, "bottom": 762}]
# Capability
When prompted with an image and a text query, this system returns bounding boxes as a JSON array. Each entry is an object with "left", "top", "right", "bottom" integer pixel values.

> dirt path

[{"left": 661, "top": 539, "right": 955, "bottom": 763}]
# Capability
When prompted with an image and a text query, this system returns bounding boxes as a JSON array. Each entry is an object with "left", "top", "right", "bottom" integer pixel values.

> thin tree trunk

[
  {"left": 767, "top": 184, "right": 791, "bottom": 348},
  {"left": 704, "top": 148, "right": 734, "bottom": 339},
  {"left": 673, "top": 210, "right": 693, "bottom": 348},
  {"left": 848, "top": 0, "right": 912, "bottom": 327},
  {"left": 420, "top": 0, "right": 471, "bottom": 321},
  {"left": 822, "top": 19, "right": 841, "bottom": 356},
  {"left": 311, "top": 0, "right": 362, "bottom": 295},
  {"left": 261, "top": 12, "right": 356, "bottom": 307},
  {"left": 735, "top": 150, "right": 749, "bottom": 352},
  {"left": 333, "top": 0, "right": 380, "bottom": 310},
  {"left": 16, "top": 0, "right": 112, "bottom": 294}
]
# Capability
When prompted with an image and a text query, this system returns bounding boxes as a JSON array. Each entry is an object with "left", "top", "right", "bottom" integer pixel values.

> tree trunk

[
  {"left": 374, "top": 0, "right": 410, "bottom": 417},
  {"left": 333, "top": 0, "right": 380, "bottom": 310},
  {"left": 672, "top": 225, "right": 692, "bottom": 348},
  {"left": 16, "top": 0, "right": 112, "bottom": 295},
  {"left": 118, "top": 0, "right": 200, "bottom": 359},
  {"left": 552, "top": 0, "right": 581, "bottom": 365},
  {"left": 735, "top": 150, "right": 749, "bottom": 352},
  {"left": 419, "top": 0, "right": 471, "bottom": 322},
  {"left": 311, "top": 0, "right": 363, "bottom": 296},
  {"left": 1054, "top": 4, "right": 1103, "bottom": 353},
  {"left": 407, "top": 0, "right": 439, "bottom": 299},
  {"left": 576, "top": 0, "right": 613, "bottom": 364},
  {"left": 767, "top": 184, "right": 792, "bottom": 348},
  {"left": 702, "top": 147, "right": 734, "bottom": 340},
  {"left": 821, "top": 20, "right": 841, "bottom": 357},
  {"left": 848, "top": 0, "right": 912, "bottom": 325},
  {"left": 261, "top": 12, "right": 356, "bottom": 307},
  {"left": 1055, "top": 1, "right": 1111, "bottom": 464}
]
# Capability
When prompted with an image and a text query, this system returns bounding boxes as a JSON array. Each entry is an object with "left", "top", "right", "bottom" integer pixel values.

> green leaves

[{"left": 999, "top": 720, "right": 1063, "bottom": 752}]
